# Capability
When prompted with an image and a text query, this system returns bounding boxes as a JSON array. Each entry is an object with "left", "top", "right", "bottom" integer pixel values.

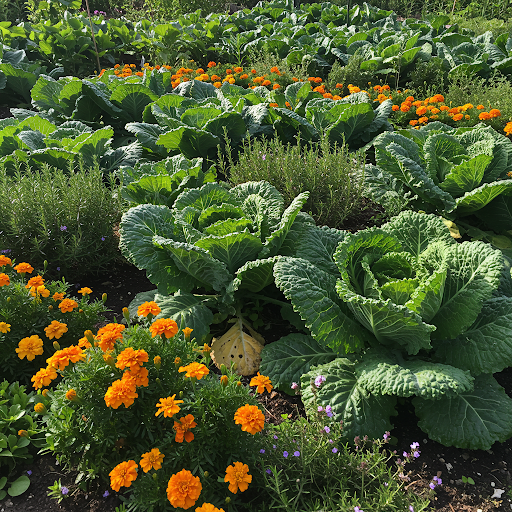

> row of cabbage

[{"left": 1, "top": 0, "right": 512, "bottom": 106}]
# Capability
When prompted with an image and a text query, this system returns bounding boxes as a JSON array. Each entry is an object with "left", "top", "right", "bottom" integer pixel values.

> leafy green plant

[
  {"left": 364, "top": 122, "right": 512, "bottom": 255},
  {"left": 258, "top": 414, "right": 431, "bottom": 512},
  {"left": 262, "top": 210, "right": 512, "bottom": 449},
  {"left": 229, "top": 133, "right": 367, "bottom": 229},
  {"left": 461, "top": 475, "right": 476, "bottom": 485},
  {"left": 0, "top": 163, "right": 124, "bottom": 279},
  {"left": 47, "top": 478, "right": 70, "bottom": 503},
  {"left": 120, "top": 180, "right": 312, "bottom": 346},
  {"left": 0, "top": 261, "right": 107, "bottom": 383},
  {"left": 43, "top": 322, "right": 263, "bottom": 510}
]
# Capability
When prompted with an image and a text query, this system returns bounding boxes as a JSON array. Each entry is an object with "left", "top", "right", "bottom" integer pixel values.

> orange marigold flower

[
  {"left": 412, "top": 100, "right": 422, "bottom": 107},
  {"left": 173, "top": 414, "right": 197, "bottom": 443},
  {"left": 52, "top": 292, "right": 65, "bottom": 301},
  {"left": 116, "top": 347, "right": 149, "bottom": 371},
  {"left": 409, "top": 119, "right": 418, "bottom": 126},
  {"left": 416, "top": 106, "right": 427, "bottom": 116},
  {"left": 382, "top": 84, "right": 390, "bottom": 90},
  {"left": 47, "top": 345, "right": 85, "bottom": 370},
  {"left": 439, "top": 105, "right": 449, "bottom": 111},
  {"left": 224, "top": 461, "right": 252, "bottom": 494},
  {"left": 179, "top": 362, "right": 209, "bottom": 380},
  {"left": 58, "top": 298, "right": 78, "bottom": 313},
  {"left": 240, "top": 73, "right": 249, "bottom": 79},
  {"left": 44, "top": 320, "right": 68, "bottom": 340},
  {"left": 140, "top": 448, "right": 165, "bottom": 472},
  {"left": 34, "top": 403, "right": 45, "bottom": 414},
  {"left": 196, "top": 504, "right": 225, "bottom": 512},
  {"left": 213, "top": 82, "right": 222, "bottom": 88},
  {"left": 78, "top": 336, "right": 91, "bottom": 349},
  {"left": 26, "top": 275, "right": 44, "bottom": 289},
  {"left": 0, "top": 273, "right": 9, "bottom": 286},
  {"left": 431, "top": 94, "right": 444, "bottom": 103},
  {"left": 251, "top": 69, "right": 257, "bottom": 74},
  {"left": 430, "top": 107, "right": 440, "bottom": 114},
  {"left": 234, "top": 67, "right": 243, "bottom": 73},
  {"left": 105, "top": 378, "right": 138, "bottom": 409},
  {"left": 253, "top": 76, "right": 263, "bottom": 84},
  {"left": 392, "top": 104, "right": 399, "bottom": 111},
  {"left": 207, "top": 61, "right": 217, "bottom": 68},
  {"left": 16, "top": 335, "right": 44, "bottom": 361},
  {"left": 323, "top": 93, "right": 333, "bottom": 99},
  {"left": 97, "top": 323, "right": 125, "bottom": 352},
  {"left": 30, "top": 285, "right": 49, "bottom": 298},
  {"left": 31, "top": 366, "right": 57, "bottom": 389},
  {"left": 0, "top": 321, "right": 11, "bottom": 333},
  {"left": 418, "top": 116, "right": 429, "bottom": 124},
  {"left": 249, "top": 372, "right": 273, "bottom": 394},
  {"left": 270, "top": 66, "right": 279, "bottom": 73},
  {"left": 124, "top": 367, "right": 149, "bottom": 387},
  {"left": 448, "top": 107, "right": 460, "bottom": 114},
  {"left": 65, "top": 389, "right": 77, "bottom": 400},
  {"left": 452, "top": 113, "right": 463, "bottom": 121},
  {"left": 489, "top": 108, "right": 501, "bottom": 118},
  {"left": 226, "top": 69, "right": 232, "bottom": 74},
  {"left": 0, "top": 255, "right": 11, "bottom": 266},
  {"left": 77, "top": 287, "right": 92, "bottom": 295},
  {"left": 479, "top": 112, "right": 491, "bottom": 120},
  {"left": 14, "top": 262, "right": 33, "bottom": 274},
  {"left": 149, "top": 318, "right": 179, "bottom": 339},
  {"left": 272, "top": 83, "right": 281, "bottom": 89},
  {"left": 109, "top": 460, "right": 138, "bottom": 492},
  {"left": 155, "top": 394, "right": 184, "bottom": 418},
  {"left": 166, "top": 469, "right": 202, "bottom": 509},
  {"left": 234, "top": 404, "right": 264, "bottom": 435},
  {"left": 406, "top": 96, "right": 415, "bottom": 102},
  {"left": 268, "top": 102, "right": 278, "bottom": 107},
  {"left": 476, "top": 104, "right": 485, "bottom": 109},
  {"left": 262, "top": 80, "right": 271, "bottom": 86},
  {"left": 228, "top": 77, "right": 235, "bottom": 84},
  {"left": 504, "top": 121, "right": 512, "bottom": 135}
]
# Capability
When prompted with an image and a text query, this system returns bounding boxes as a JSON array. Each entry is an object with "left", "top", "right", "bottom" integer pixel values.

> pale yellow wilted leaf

[
  {"left": 211, "top": 318, "right": 265, "bottom": 376},
  {"left": 442, "top": 218, "right": 461, "bottom": 239}
]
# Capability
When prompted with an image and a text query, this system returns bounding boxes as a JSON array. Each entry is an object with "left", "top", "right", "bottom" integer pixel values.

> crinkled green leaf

[
  {"left": 454, "top": 180, "right": 512, "bottom": 215},
  {"left": 413, "top": 374, "right": 512, "bottom": 449},
  {"left": 434, "top": 297, "right": 512, "bottom": 375},
  {"left": 156, "top": 126, "right": 220, "bottom": 159},
  {"left": 301, "top": 359, "right": 397, "bottom": 441},
  {"left": 439, "top": 154, "right": 491, "bottom": 196},
  {"left": 174, "top": 182, "right": 237, "bottom": 211},
  {"left": 405, "top": 269, "right": 447, "bottom": 322},
  {"left": 110, "top": 83, "right": 159, "bottom": 122},
  {"left": 260, "top": 333, "right": 337, "bottom": 394}
]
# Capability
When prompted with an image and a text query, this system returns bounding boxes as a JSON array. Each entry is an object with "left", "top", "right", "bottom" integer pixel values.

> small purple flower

[
  {"left": 293, "top": 451, "right": 300, "bottom": 457},
  {"left": 328, "top": 439, "right": 333, "bottom": 443},
  {"left": 314, "top": 375, "right": 326, "bottom": 388},
  {"left": 101, "top": 236, "right": 106, "bottom": 241},
  {"left": 26, "top": 470, "right": 32, "bottom": 476},
  {"left": 56, "top": 267, "right": 60, "bottom": 271},
  {"left": 318, "top": 405, "right": 323, "bottom": 412},
  {"left": 325, "top": 405, "right": 333, "bottom": 417},
  {"left": 94, "top": 9, "right": 99, "bottom": 14},
  {"left": 262, "top": 154, "right": 266, "bottom": 160},
  {"left": 61, "top": 486, "right": 69, "bottom": 495},
  {"left": 409, "top": 506, "right": 414, "bottom": 512},
  {"left": 403, "top": 451, "right": 409, "bottom": 458},
  {"left": 429, "top": 482, "right": 435, "bottom": 490},
  {"left": 433, "top": 476, "right": 442, "bottom": 485},
  {"left": 410, "top": 442, "right": 420, "bottom": 450},
  {"left": 273, "top": 445, "right": 277, "bottom": 449},
  {"left": 354, "top": 507, "right": 363, "bottom": 512},
  {"left": 266, "top": 469, "right": 272, "bottom": 475},
  {"left": 384, "top": 482, "right": 388, "bottom": 487},
  {"left": 60, "top": 225, "right": 67, "bottom": 231},
  {"left": 324, "top": 426, "right": 330, "bottom": 434},
  {"left": 103, "top": 491, "right": 109, "bottom": 498},
  {"left": 273, "top": 435, "right": 278, "bottom": 440},
  {"left": 332, "top": 447, "right": 338, "bottom": 454},
  {"left": 283, "top": 451, "right": 288, "bottom": 458},
  {"left": 413, "top": 450, "right": 421, "bottom": 458},
  {"left": 291, "top": 382, "right": 299, "bottom": 390},
  {"left": 0, "top": 249, "right": 11, "bottom": 253},
  {"left": 260, "top": 449, "right": 265, "bottom": 454}
]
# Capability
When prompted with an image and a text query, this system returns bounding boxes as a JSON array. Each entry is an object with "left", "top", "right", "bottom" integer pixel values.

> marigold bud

[
  {"left": 42, "top": 389, "right": 49, "bottom": 397},
  {"left": 179, "top": 390, "right": 183, "bottom": 398},
  {"left": 84, "top": 330, "right": 95, "bottom": 344},
  {"left": 153, "top": 473, "right": 158, "bottom": 481},
  {"left": 220, "top": 375, "right": 228, "bottom": 386},
  {"left": 34, "top": 403, "right": 46, "bottom": 414},
  {"left": 48, "top": 305, "right": 53, "bottom": 311},
  {"left": 103, "top": 354, "right": 115, "bottom": 367},
  {"left": 236, "top": 381, "right": 242, "bottom": 387},
  {"left": 225, "top": 497, "right": 231, "bottom": 504},
  {"left": 102, "top": 293, "right": 107, "bottom": 303},
  {"left": 220, "top": 364, "right": 227, "bottom": 375},
  {"left": 122, "top": 307, "right": 130, "bottom": 323},
  {"left": 18, "top": 429, "right": 29, "bottom": 437},
  {"left": 53, "top": 341, "right": 60, "bottom": 351},
  {"left": 204, "top": 471, "right": 209, "bottom": 477},
  {"left": 79, "top": 309, "right": 84, "bottom": 313},
  {"left": 156, "top": 377, "right": 161, "bottom": 384},
  {"left": 174, "top": 357, "right": 181, "bottom": 366},
  {"left": 154, "top": 355, "right": 161, "bottom": 369}
]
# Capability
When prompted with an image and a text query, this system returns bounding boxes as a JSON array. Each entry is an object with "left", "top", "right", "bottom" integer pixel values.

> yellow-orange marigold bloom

[
  {"left": 173, "top": 414, "right": 197, "bottom": 443},
  {"left": 155, "top": 394, "right": 184, "bottom": 417},
  {"left": 16, "top": 335, "right": 44, "bottom": 361},
  {"left": 166, "top": 469, "right": 202, "bottom": 509},
  {"left": 105, "top": 378, "right": 138, "bottom": 409},
  {"left": 272, "top": 83, "right": 281, "bottom": 89},
  {"left": 31, "top": 366, "right": 58, "bottom": 389},
  {"left": 65, "top": 389, "right": 77, "bottom": 400},
  {"left": 47, "top": 345, "right": 85, "bottom": 370},
  {"left": 97, "top": 323, "right": 125, "bottom": 352},
  {"left": 196, "top": 504, "right": 225, "bottom": 512},
  {"left": 262, "top": 79, "right": 271, "bottom": 86},
  {"left": 44, "top": 320, "right": 68, "bottom": 340},
  {"left": 234, "top": 66, "right": 243, "bottom": 73},
  {"left": 226, "top": 68, "right": 232, "bottom": 74},
  {"left": 30, "top": 285, "right": 50, "bottom": 298},
  {"left": 116, "top": 347, "right": 149, "bottom": 371},
  {"left": 249, "top": 372, "right": 273, "bottom": 394},
  {"left": 453, "top": 113, "right": 463, "bottom": 121},
  {"left": 77, "top": 287, "right": 92, "bottom": 295},
  {"left": 489, "top": 108, "right": 501, "bottom": 118},
  {"left": 78, "top": 336, "right": 92, "bottom": 349},
  {"left": 234, "top": 404, "right": 264, "bottom": 435},
  {"left": 149, "top": 318, "right": 179, "bottom": 339},
  {"left": 179, "top": 362, "right": 209, "bottom": 380},
  {"left": 240, "top": 73, "right": 249, "bottom": 79},
  {"left": 400, "top": 104, "right": 411, "bottom": 112},
  {"left": 34, "top": 403, "right": 45, "bottom": 414},
  {"left": 224, "top": 462, "right": 252, "bottom": 494},
  {"left": 392, "top": 104, "right": 399, "bottom": 111},
  {"left": 207, "top": 61, "right": 216, "bottom": 68},
  {"left": 0, "top": 255, "right": 11, "bottom": 266},
  {"left": 59, "top": 298, "right": 78, "bottom": 313},
  {"left": 418, "top": 116, "right": 429, "bottom": 124},
  {"left": 0, "top": 321, "right": 11, "bottom": 333},
  {"left": 416, "top": 106, "right": 427, "bottom": 116},
  {"left": 0, "top": 273, "right": 9, "bottom": 286},
  {"left": 52, "top": 292, "right": 65, "bottom": 301},
  {"left": 409, "top": 119, "right": 418, "bottom": 126},
  {"left": 504, "top": 121, "right": 512, "bottom": 135},
  {"left": 476, "top": 104, "right": 485, "bottom": 109},
  {"left": 14, "top": 262, "right": 33, "bottom": 274},
  {"left": 26, "top": 275, "right": 44, "bottom": 289},
  {"left": 140, "top": 448, "right": 165, "bottom": 473},
  {"left": 109, "top": 460, "right": 138, "bottom": 492},
  {"left": 123, "top": 366, "right": 149, "bottom": 388},
  {"left": 479, "top": 112, "right": 491, "bottom": 120},
  {"left": 18, "top": 429, "right": 28, "bottom": 437},
  {"left": 213, "top": 82, "right": 222, "bottom": 88}
]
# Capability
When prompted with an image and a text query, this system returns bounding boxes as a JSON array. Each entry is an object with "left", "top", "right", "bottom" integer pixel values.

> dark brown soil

[{"left": 4, "top": 259, "right": 512, "bottom": 512}]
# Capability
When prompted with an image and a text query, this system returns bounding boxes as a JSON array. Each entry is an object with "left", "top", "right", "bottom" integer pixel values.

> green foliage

[
  {"left": 0, "top": 163, "right": 124, "bottom": 279},
  {"left": 229, "top": 133, "right": 367, "bottom": 229},
  {"left": 0, "top": 264, "right": 107, "bottom": 384},
  {"left": 257, "top": 415, "right": 431, "bottom": 512},
  {"left": 266, "top": 210, "right": 512, "bottom": 449},
  {"left": 0, "top": 380, "right": 45, "bottom": 499},
  {"left": 365, "top": 122, "right": 512, "bottom": 254},
  {"left": 47, "top": 479, "right": 69, "bottom": 503},
  {"left": 327, "top": 56, "right": 380, "bottom": 94},
  {"left": 43, "top": 324, "right": 262, "bottom": 510},
  {"left": 120, "top": 180, "right": 311, "bottom": 342}
]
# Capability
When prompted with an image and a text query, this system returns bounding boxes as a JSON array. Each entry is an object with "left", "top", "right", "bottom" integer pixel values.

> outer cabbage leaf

[
  {"left": 156, "top": 126, "right": 220, "bottom": 159},
  {"left": 174, "top": 183, "right": 237, "bottom": 211},
  {"left": 357, "top": 352, "right": 474, "bottom": 399},
  {"left": 413, "top": 374, "right": 512, "bottom": 449},
  {"left": 453, "top": 180, "right": 512, "bottom": 215},
  {"left": 475, "top": 194, "right": 512, "bottom": 233},
  {"left": 429, "top": 241, "right": 503, "bottom": 339},
  {"left": 433, "top": 297, "right": 512, "bottom": 375},
  {"left": 301, "top": 359, "right": 397, "bottom": 441},
  {"left": 439, "top": 154, "right": 492, "bottom": 196},
  {"left": 232, "top": 256, "right": 280, "bottom": 293},
  {"left": 274, "top": 257, "right": 369, "bottom": 353},
  {"left": 260, "top": 333, "right": 337, "bottom": 394}
]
